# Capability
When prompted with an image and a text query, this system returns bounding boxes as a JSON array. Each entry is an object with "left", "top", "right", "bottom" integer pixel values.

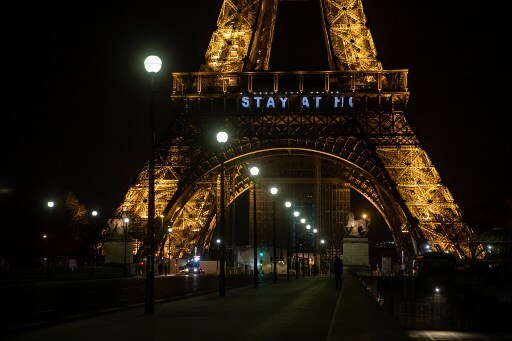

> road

[
  {"left": 1, "top": 273, "right": 258, "bottom": 333},
  {"left": 3, "top": 274, "right": 511, "bottom": 340},
  {"left": 4, "top": 275, "right": 341, "bottom": 341}
]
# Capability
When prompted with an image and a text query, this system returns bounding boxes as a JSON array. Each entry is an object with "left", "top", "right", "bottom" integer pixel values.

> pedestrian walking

[
  {"left": 333, "top": 255, "right": 343, "bottom": 289},
  {"left": 158, "top": 262, "right": 163, "bottom": 276}
]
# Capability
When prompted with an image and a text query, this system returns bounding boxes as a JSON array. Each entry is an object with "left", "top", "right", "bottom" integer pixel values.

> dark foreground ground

[{"left": 3, "top": 273, "right": 511, "bottom": 341}]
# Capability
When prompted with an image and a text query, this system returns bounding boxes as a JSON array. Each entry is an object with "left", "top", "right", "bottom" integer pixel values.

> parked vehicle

[{"left": 179, "top": 261, "right": 204, "bottom": 275}]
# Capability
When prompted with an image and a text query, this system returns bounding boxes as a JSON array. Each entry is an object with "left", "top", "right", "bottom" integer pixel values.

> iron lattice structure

[
  {"left": 115, "top": 0, "right": 474, "bottom": 260},
  {"left": 245, "top": 157, "right": 350, "bottom": 260}
]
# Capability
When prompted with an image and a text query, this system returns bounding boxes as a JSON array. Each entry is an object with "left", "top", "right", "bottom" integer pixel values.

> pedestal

[
  {"left": 105, "top": 234, "right": 133, "bottom": 274},
  {"left": 343, "top": 237, "right": 370, "bottom": 275}
]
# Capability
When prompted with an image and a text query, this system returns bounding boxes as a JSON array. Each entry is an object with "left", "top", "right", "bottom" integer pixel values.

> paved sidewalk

[
  {"left": 4, "top": 274, "right": 409, "bottom": 341},
  {"left": 328, "top": 272, "right": 409, "bottom": 340}
]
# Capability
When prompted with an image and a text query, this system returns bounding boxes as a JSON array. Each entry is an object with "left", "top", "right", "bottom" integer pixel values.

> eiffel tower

[{"left": 115, "top": 0, "right": 475, "bottom": 261}]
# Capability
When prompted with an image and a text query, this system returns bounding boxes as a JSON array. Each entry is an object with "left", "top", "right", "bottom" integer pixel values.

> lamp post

[
  {"left": 46, "top": 201, "right": 54, "bottom": 277},
  {"left": 91, "top": 210, "right": 98, "bottom": 276},
  {"left": 166, "top": 226, "right": 172, "bottom": 276},
  {"left": 320, "top": 239, "right": 325, "bottom": 274},
  {"left": 284, "top": 201, "right": 292, "bottom": 280},
  {"left": 293, "top": 210, "right": 300, "bottom": 279},
  {"left": 43, "top": 234, "right": 49, "bottom": 277},
  {"left": 306, "top": 224, "right": 311, "bottom": 276},
  {"left": 160, "top": 215, "right": 165, "bottom": 262},
  {"left": 216, "top": 238, "right": 221, "bottom": 273},
  {"left": 312, "top": 228, "right": 318, "bottom": 275},
  {"left": 300, "top": 218, "right": 306, "bottom": 277},
  {"left": 250, "top": 166, "right": 259, "bottom": 288},
  {"left": 144, "top": 55, "right": 161, "bottom": 314},
  {"left": 270, "top": 187, "right": 278, "bottom": 283},
  {"left": 217, "top": 131, "right": 228, "bottom": 297},
  {"left": 123, "top": 217, "right": 130, "bottom": 277}
]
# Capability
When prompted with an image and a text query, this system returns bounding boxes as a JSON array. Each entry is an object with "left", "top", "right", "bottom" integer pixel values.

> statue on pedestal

[
  {"left": 345, "top": 212, "right": 370, "bottom": 237},
  {"left": 107, "top": 218, "right": 125, "bottom": 235}
]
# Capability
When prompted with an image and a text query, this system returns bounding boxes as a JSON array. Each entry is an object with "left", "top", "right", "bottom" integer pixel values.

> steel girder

[{"left": 203, "top": 0, "right": 381, "bottom": 72}]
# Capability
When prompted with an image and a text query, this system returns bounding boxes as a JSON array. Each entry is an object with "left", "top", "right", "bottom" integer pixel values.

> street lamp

[
  {"left": 91, "top": 210, "right": 98, "bottom": 276},
  {"left": 144, "top": 54, "right": 161, "bottom": 314},
  {"left": 43, "top": 234, "right": 49, "bottom": 277},
  {"left": 217, "top": 131, "right": 228, "bottom": 297},
  {"left": 123, "top": 217, "right": 130, "bottom": 277},
  {"left": 284, "top": 201, "right": 292, "bottom": 280},
  {"left": 305, "top": 223, "right": 311, "bottom": 276},
  {"left": 306, "top": 224, "right": 311, "bottom": 273},
  {"left": 293, "top": 210, "right": 300, "bottom": 279},
  {"left": 312, "top": 228, "right": 318, "bottom": 276},
  {"left": 270, "top": 187, "right": 278, "bottom": 283},
  {"left": 167, "top": 226, "right": 173, "bottom": 275},
  {"left": 159, "top": 215, "right": 165, "bottom": 262},
  {"left": 250, "top": 166, "right": 259, "bottom": 288},
  {"left": 45, "top": 201, "right": 55, "bottom": 277}
]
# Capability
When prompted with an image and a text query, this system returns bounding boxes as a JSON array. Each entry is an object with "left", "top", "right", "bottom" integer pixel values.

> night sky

[{"left": 2, "top": 1, "right": 510, "bottom": 254}]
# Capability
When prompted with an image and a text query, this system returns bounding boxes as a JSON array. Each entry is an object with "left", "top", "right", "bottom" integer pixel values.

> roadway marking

[{"left": 326, "top": 282, "right": 343, "bottom": 339}]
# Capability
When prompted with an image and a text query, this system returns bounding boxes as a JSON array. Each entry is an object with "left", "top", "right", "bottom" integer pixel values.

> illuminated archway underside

[
  {"left": 118, "top": 125, "right": 472, "bottom": 260},
  {"left": 115, "top": 0, "right": 474, "bottom": 259}
]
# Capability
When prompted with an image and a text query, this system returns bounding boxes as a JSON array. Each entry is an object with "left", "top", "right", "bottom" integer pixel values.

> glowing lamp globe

[
  {"left": 250, "top": 166, "right": 259, "bottom": 176},
  {"left": 144, "top": 55, "right": 162, "bottom": 73},
  {"left": 216, "top": 131, "right": 228, "bottom": 143}
]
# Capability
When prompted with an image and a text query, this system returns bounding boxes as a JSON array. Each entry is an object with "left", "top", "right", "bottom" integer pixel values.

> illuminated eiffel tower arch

[{"left": 115, "top": 0, "right": 475, "bottom": 261}]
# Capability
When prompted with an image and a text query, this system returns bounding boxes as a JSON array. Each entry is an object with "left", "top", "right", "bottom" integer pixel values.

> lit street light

[
  {"left": 311, "top": 228, "right": 318, "bottom": 276},
  {"left": 123, "top": 217, "right": 130, "bottom": 277},
  {"left": 159, "top": 215, "right": 165, "bottom": 262},
  {"left": 45, "top": 201, "right": 55, "bottom": 277},
  {"left": 91, "top": 210, "right": 98, "bottom": 276},
  {"left": 217, "top": 130, "right": 228, "bottom": 297},
  {"left": 320, "top": 238, "right": 326, "bottom": 274},
  {"left": 43, "top": 234, "right": 49, "bottom": 277},
  {"left": 167, "top": 226, "right": 173, "bottom": 275},
  {"left": 250, "top": 166, "right": 259, "bottom": 288},
  {"left": 305, "top": 224, "right": 311, "bottom": 275},
  {"left": 144, "top": 54, "right": 161, "bottom": 314},
  {"left": 284, "top": 201, "right": 292, "bottom": 280},
  {"left": 270, "top": 187, "right": 278, "bottom": 283},
  {"left": 293, "top": 210, "right": 300, "bottom": 279}
]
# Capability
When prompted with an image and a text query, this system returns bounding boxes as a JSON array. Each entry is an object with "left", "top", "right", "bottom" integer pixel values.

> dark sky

[{"left": 2, "top": 1, "right": 511, "bottom": 249}]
